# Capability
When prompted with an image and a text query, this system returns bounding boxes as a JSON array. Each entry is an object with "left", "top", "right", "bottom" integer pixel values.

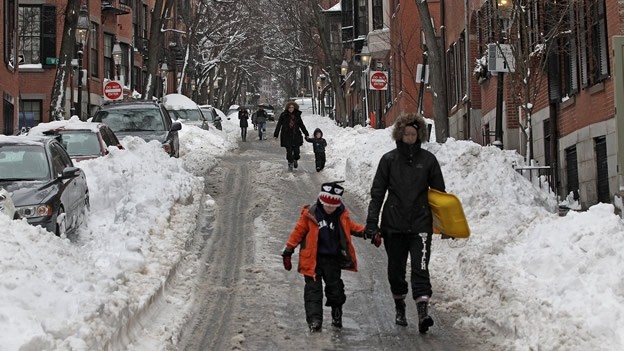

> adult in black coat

[
  {"left": 364, "top": 112, "right": 445, "bottom": 333},
  {"left": 274, "top": 101, "right": 309, "bottom": 170},
  {"left": 238, "top": 107, "right": 249, "bottom": 142}
]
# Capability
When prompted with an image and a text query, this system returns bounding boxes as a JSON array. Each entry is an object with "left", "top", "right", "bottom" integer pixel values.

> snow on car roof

[
  {"left": 163, "top": 93, "right": 198, "bottom": 110},
  {"left": 0, "top": 135, "right": 46, "bottom": 146},
  {"left": 28, "top": 116, "right": 101, "bottom": 135}
]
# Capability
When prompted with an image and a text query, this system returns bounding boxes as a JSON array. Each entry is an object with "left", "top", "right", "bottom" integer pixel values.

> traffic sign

[
  {"left": 369, "top": 71, "right": 388, "bottom": 90},
  {"left": 488, "top": 43, "right": 515, "bottom": 73},
  {"left": 103, "top": 81, "right": 123, "bottom": 101}
]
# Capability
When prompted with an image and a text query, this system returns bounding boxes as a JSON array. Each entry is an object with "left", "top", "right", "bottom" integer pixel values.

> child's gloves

[
  {"left": 282, "top": 248, "right": 294, "bottom": 271},
  {"left": 372, "top": 232, "right": 382, "bottom": 247},
  {"left": 364, "top": 225, "right": 382, "bottom": 247}
]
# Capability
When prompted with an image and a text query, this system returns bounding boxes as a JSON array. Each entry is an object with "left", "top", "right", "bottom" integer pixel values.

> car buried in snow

[{"left": 0, "top": 135, "right": 90, "bottom": 236}]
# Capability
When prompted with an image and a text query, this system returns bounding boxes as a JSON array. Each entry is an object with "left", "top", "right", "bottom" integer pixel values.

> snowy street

[{"left": 1, "top": 111, "right": 624, "bottom": 350}]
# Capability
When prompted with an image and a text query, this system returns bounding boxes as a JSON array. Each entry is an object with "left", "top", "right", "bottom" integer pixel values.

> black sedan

[{"left": 0, "top": 136, "right": 90, "bottom": 236}]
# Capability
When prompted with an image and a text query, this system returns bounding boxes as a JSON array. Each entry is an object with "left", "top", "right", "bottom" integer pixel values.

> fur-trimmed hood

[
  {"left": 391, "top": 112, "right": 428, "bottom": 144},
  {"left": 284, "top": 101, "right": 300, "bottom": 111}
]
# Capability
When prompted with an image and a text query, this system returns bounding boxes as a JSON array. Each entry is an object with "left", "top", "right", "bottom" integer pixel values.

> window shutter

[
  {"left": 569, "top": 5, "right": 579, "bottom": 94},
  {"left": 548, "top": 52, "right": 561, "bottom": 103},
  {"left": 578, "top": 4, "right": 588, "bottom": 87},
  {"left": 597, "top": 0, "right": 609, "bottom": 79},
  {"left": 41, "top": 5, "right": 56, "bottom": 68}
]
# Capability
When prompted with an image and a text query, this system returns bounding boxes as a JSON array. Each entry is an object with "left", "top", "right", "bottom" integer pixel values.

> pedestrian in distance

[
  {"left": 238, "top": 107, "right": 249, "bottom": 142},
  {"left": 274, "top": 101, "right": 309, "bottom": 171},
  {"left": 255, "top": 105, "right": 269, "bottom": 140},
  {"left": 282, "top": 181, "right": 366, "bottom": 332},
  {"left": 251, "top": 111, "right": 258, "bottom": 130},
  {"left": 305, "top": 128, "right": 327, "bottom": 172},
  {"left": 364, "top": 112, "right": 445, "bottom": 334}
]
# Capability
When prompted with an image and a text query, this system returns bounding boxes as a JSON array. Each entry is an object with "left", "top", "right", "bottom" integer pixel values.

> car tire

[{"left": 56, "top": 207, "right": 67, "bottom": 237}]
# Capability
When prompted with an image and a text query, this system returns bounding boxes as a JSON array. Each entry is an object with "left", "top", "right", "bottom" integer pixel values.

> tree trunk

[
  {"left": 415, "top": 0, "right": 449, "bottom": 142},
  {"left": 312, "top": 3, "right": 346, "bottom": 124},
  {"left": 144, "top": 0, "right": 174, "bottom": 100},
  {"left": 49, "top": 0, "right": 80, "bottom": 121}
]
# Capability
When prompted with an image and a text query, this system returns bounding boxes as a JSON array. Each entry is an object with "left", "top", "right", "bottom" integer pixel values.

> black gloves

[
  {"left": 364, "top": 225, "right": 378, "bottom": 240},
  {"left": 282, "top": 247, "right": 294, "bottom": 271},
  {"left": 364, "top": 225, "right": 382, "bottom": 247}
]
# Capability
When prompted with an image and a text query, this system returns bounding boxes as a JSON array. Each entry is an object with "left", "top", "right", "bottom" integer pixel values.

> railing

[{"left": 513, "top": 163, "right": 555, "bottom": 195}]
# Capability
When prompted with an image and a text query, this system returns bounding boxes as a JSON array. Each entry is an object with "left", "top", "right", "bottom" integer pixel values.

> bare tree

[
  {"left": 414, "top": 0, "right": 449, "bottom": 142},
  {"left": 49, "top": 0, "right": 80, "bottom": 121},
  {"left": 143, "top": 0, "right": 175, "bottom": 100}
]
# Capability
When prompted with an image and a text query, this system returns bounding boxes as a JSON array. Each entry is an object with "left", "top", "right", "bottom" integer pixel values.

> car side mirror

[
  {"left": 61, "top": 166, "right": 81, "bottom": 179},
  {"left": 170, "top": 122, "right": 182, "bottom": 132}
]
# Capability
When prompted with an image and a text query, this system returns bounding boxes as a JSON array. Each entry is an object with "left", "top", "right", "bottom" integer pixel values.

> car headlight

[{"left": 17, "top": 205, "right": 53, "bottom": 218}]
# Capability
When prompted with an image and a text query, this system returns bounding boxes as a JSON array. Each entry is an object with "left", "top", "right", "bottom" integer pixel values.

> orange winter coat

[{"left": 285, "top": 204, "right": 365, "bottom": 279}]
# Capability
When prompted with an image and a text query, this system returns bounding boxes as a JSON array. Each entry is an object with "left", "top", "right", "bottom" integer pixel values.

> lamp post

[
  {"left": 493, "top": 0, "right": 512, "bottom": 149},
  {"left": 191, "top": 81, "right": 196, "bottom": 101},
  {"left": 360, "top": 44, "right": 371, "bottom": 127},
  {"left": 417, "top": 31, "right": 428, "bottom": 115},
  {"left": 75, "top": 5, "right": 90, "bottom": 119},
  {"left": 340, "top": 60, "right": 349, "bottom": 125},
  {"left": 112, "top": 41, "right": 122, "bottom": 81},
  {"left": 160, "top": 62, "right": 169, "bottom": 99}
]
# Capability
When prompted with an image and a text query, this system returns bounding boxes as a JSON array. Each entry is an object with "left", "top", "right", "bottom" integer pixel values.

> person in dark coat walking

[
  {"left": 238, "top": 107, "right": 249, "bottom": 141},
  {"left": 274, "top": 101, "right": 309, "bottom": 171},
  {"left": 305, "top": 128, "right": 327, "bottom": 172},
  {"left": 254, "top": 105, "right": 268, "bottom": 140},
  {"left": 282, "top": 182, "right": 366, "bottom": 332},
  {"left": 364, "top": 112, "right": 445, "bottom": 334}
]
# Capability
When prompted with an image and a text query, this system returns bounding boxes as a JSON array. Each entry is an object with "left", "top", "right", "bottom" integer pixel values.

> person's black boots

[
  {"left": 308, "top": 320, "right": 322, "bottom": 332},
  {"left": 416, "top": 296, "right": 434, "bottom": 334},
  {"left": 331, "top": 306, "right": 343, "bottom": 328},
  {"left": 394, "top": 298, "right": 408, "bottom": 326}
]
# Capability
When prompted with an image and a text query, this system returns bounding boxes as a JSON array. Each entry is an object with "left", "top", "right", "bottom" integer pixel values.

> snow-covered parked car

[
  {"left": 27, "top": 117, "right": 124, "bottom": 162},
  {"left": 163, "top": 93, "right": 209, "bottom": 131}
]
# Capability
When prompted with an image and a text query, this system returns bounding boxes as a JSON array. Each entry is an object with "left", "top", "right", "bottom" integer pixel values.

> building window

[
  {"left": 104, "top": 33, "right": 113, "bottom": 79},
  {"left": 120, "top": 43, "right": 130, "bottom": 86},
  {"left": 19, "top": 100, "right": 42, "bottom": 129},
  {"left": 357, "top": 0, "right": 368, "bottom": 37},
  {"left": 90, "top": 22, "right": 99, "bottom": 78},
  {"left": 18, "top": 6, "right": 41, "bottom": 64},
  {"left": 372, "top": 0, "right": 383, "bottom": 30},
  {"left": 4, "top": 0, "right": 17, "bottom": 68},
  {"left": 18, "top": 5, "right": 55, "bottom": 67},
  {"left": 584, "top": 0, "right": 609, "bottom": 84},
  {"left": 120, "top": 0, "right": 131, "bottom": 6}
]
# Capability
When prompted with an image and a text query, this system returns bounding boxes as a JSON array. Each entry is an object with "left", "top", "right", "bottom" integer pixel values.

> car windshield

[
  {"left": 168, "top": 109, "right": 203, "bottom": 121},
  {"left": 0, "top": 145, "right": 50, "bottom": 181},
  {"left": 94, "top": 108, "right": 165, "bottom": 132},
  {"left": 54, "top": 131, "right": 101, "bottom": 157}
]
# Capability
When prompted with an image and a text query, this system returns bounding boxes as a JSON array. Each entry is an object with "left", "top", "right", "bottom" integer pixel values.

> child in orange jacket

[{"left": 282, "top": 181, "right": 366, "bottom": 332}]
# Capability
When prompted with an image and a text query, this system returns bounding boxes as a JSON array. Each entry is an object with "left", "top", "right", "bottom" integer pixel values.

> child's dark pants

[
  {"left": 314, "top": 152, "right": 326, "bottom": 170},
  {"left": 303, "top": 255, "right": 345, "bottom": 325}
]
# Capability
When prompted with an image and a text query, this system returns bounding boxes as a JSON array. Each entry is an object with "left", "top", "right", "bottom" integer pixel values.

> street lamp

[
  {"left": 160, "top": 62, "right": 169, "bottom": 98},
  {"left": 112, "top": 41, "right": 122, "bottom": 81},
  {"left": 75, "top": 5, "right": 90, "bottom": 119},
  {"left": 340, "top": 60, "right": 349, "bottom": 76},
  {"left": 493, "top": 0, "right": 512, "bottom": 149},
  {"left": 360, "top": 44, "right": 371, "bottom": 127}
]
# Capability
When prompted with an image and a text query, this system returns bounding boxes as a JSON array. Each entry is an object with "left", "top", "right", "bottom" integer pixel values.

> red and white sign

[
  {"left": 103, "top": 81, "right": 123, "bottom": 101},
  {"left": 369, "top": 71, "right": 388, "bottom": 90}
]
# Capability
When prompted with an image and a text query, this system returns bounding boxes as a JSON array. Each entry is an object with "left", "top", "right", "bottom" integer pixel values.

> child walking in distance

[
  {"left": 305, "top": 128, "right": 327, "bottom": 172},
  {"left": 282, "top": 182, "right": 366, "bottom": 332}
]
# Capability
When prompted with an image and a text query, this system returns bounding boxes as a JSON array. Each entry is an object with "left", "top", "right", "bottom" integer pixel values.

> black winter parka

[
  {"left": 366, "top": 141, "right": 445, "bottom": 235},
  {"left": 274, "top": 110, "right": 309, "bottom": 147}
]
